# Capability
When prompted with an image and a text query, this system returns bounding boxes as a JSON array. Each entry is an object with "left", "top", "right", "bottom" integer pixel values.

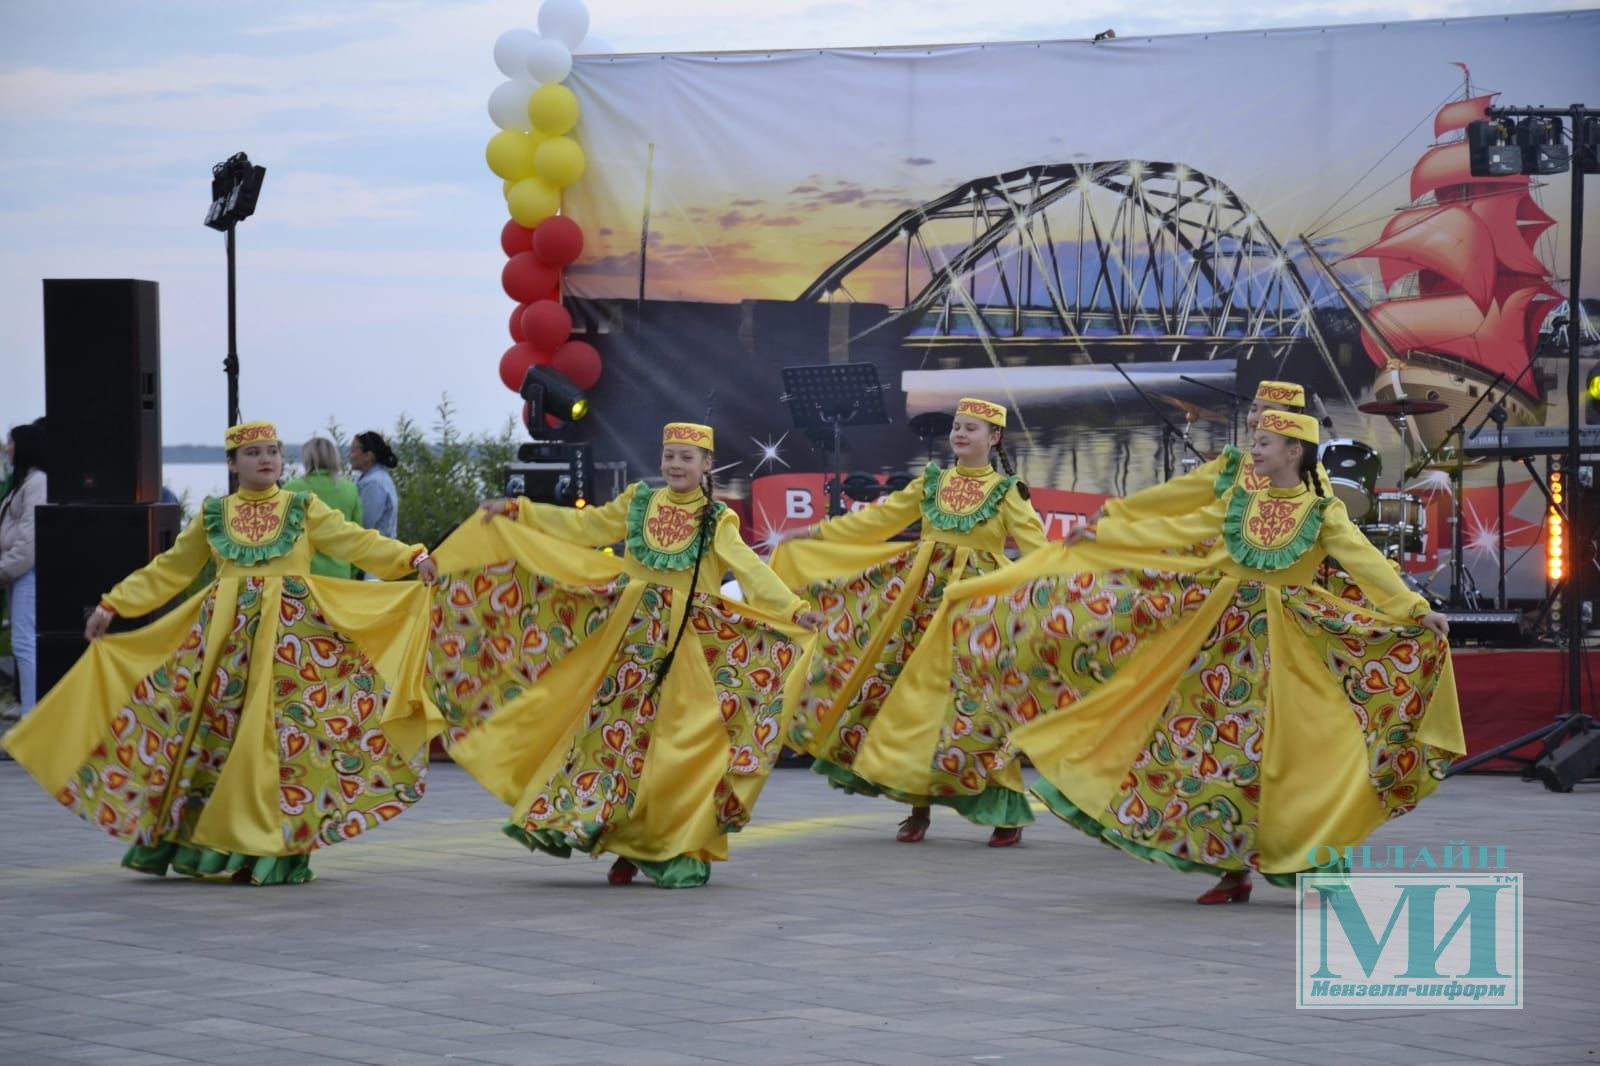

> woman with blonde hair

[{"left": 284, "top": 436, "right": 363, "bottom": 579}]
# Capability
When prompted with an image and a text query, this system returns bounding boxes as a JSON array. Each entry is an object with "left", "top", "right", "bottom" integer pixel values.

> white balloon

[
  {"left": 574, "top": 34, "right": 615, "bottom": 55},
  {"left": 493, "top": 28, "right": 539, "bottom": 80},
  {"left": 525, "top": 39, "right": 573, "bottom": 84},
  {"left": 487, "top": 79, "right": 534, "bottom": 131},
  {"left": 537, "top": 0, "right": 590, "bottom": 51}
]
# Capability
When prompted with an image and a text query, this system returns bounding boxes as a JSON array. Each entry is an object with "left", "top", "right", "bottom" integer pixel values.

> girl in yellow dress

[
  {"left": 771, "top": 397, "right": 1047, "bottom": 846},
  {"left": 2, "top": 422, "right": 439, "bottom": 885},
  {"left": 919, "top": 411, "right": 1462, "bottom": 903},
  {"left": 431, "top": 422, "right": 822, "bottom": 888}
]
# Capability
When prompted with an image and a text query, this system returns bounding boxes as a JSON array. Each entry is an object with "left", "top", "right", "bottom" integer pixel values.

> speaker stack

[{"left": 35, "top": 280, "right": 181, "bottom": 692}]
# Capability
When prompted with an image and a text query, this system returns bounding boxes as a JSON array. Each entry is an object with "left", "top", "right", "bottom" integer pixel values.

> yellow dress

[
  {"left": 770, "top": 462, "right": 1047, "bottom": 825},
  {"left": 912, "top": 478, "right": 1464, "bottom": 883},
  {"left": 1103, "top": 445, "right": 1330, "bottom": 522},
  {"left": 426, "top": 482, "right": 817, "bottom": 888},
  {"left": 1, "top": 487, "right": 436, "bottom": 885}
]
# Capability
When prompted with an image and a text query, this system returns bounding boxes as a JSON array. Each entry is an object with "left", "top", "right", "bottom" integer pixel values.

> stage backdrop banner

[{"left": 545, "top": 12, "right": 1598, "bottom": 599}]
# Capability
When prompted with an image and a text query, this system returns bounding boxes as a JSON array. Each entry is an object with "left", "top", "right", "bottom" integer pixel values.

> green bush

[{"left": 388, "top": 398, "right": 518, "bottom": 550}]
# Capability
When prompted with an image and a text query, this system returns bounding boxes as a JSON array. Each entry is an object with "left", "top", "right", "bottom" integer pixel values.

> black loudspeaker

[
  {"left": 43, "top": 278, "right": 162, "bottom": 503},
  {"left": 34, "top": 503, "right": 183, "bottom": 633},
  {"left": 1534, "top": 729, "right": 1600, "bottom": 792},
  {"left": 37, "top": 632, "right": 91, "bottom": 697}
]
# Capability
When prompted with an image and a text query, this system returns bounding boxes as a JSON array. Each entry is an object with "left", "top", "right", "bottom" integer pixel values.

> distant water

[{"left": 162, "top": 462, "right": 231, "bottom": 511}]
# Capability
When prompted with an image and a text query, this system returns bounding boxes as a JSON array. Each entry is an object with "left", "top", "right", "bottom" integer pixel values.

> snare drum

[
  {"left": 1317, "top": 439, "right": 1381, "bottom": 521},
  {"left": 1362, "top": 491, "right": 1428, "bottom": 554}
]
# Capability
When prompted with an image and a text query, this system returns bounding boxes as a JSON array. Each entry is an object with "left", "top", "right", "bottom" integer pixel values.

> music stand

[{"left": 781, "top": 363, "right": 890, "bottom": 516}]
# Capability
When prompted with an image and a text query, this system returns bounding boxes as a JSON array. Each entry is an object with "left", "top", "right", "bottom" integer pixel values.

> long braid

[
  {"left": 642, "top": 466, "right": 719, "bottom": 708},
  {"left": 1297, "top": 446, "right": 1326, "bottom": 497},
  {"left": 995, "top": 433, "right": 1031, "bottom": 500}
]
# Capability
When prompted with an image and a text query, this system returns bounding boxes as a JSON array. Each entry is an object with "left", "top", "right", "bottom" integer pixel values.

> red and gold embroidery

[
  {"left": 644, "top": 501, "right": 698, "bottom": 551},
  {"left": 1246, "top": 497, "right": 1303, "bottom": 546},
  {"left": 229, "top": 498, "right": 285, "bottom": 543},
  {"left": 1255, "top": 383, "right": 1302, "bottom": 406},
  {"left": 938, "top": 473, "right": 991, "bottom": 514}
]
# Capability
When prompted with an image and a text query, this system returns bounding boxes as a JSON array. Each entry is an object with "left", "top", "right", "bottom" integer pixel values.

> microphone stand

[{"left": 1105, "top": 359, "right": 1208, "bottom": 468}]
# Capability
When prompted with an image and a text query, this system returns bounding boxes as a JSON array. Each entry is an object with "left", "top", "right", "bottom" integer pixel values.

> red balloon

[
  {"left": 533, "top": 215, "right": 584, "bottom": 267},
  {"left": 498, "top": 342, "right": 547, "bottom": 392},
  {"left": 521, "top": 300, "right": 572, "bottom": 351},
  {"left": 509, "top": 302, "right": 531, "bottom": 343},
  {"left": 550, "top": 339, "right": 603, "bottom": 391},
  {"left": 501, "top": 220, "right": 535, "bottom": 257},
  {"left": 502, "top": 252, "right": 560, "bottom": 304}
]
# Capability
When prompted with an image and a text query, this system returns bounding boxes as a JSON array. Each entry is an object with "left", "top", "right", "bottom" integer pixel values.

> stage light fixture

[
  {"left": 520, "top": 365, "right": 589, "bottom": 430},
  {"left": 1548, "top": 470, "right": 1565, "bottom": 584},
  {"left": 1582, "top": 116, "right": 1600, "bottom": 175},
  {"left": 204, "top": 152, "right": 267, "bottom": 232},
  {"left": 1466, "top": 119, "right": 1523, "bottom": 177},
  {"left": 1516, "top": 117, "right": 1571, "bottom": 175}
]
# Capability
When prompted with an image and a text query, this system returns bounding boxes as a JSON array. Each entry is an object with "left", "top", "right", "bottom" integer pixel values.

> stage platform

[{"left": 1455, "top": 647, "right": 1600, "bottom": 772}]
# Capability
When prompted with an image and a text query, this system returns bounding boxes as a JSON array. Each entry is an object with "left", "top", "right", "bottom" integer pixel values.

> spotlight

[
  {"left": 1516, "top": 117, "right": 1570, "bottom": 175},
  {"left": 204, "top": 152, "right": 267, "bottom": 231},
  {"left": 1582, "top": 116, "right": 1600, "bottom": 175},
  {"left": 1466, "top": 120, "right": 1522, "bottom": 177},
  {"left": 520, "top": 365, "right": 589, "bottom": 432}
]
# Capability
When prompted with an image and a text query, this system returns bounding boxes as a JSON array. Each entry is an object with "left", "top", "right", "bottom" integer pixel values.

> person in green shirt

[{"left": 282, "top": 436, "right": 364, "bottom": 578}]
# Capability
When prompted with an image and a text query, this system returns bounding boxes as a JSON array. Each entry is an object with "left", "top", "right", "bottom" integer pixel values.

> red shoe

[
  {"left": 1196, "top": 875, "right": 1252, "bottom": 905},
  {"left": 896, "top": 810, "right": 931, "bottom": 843},
  {"left": 607, "top": 857, "right": 638, "bottom": 885},
  {"left": 987, "top": 826, "right": 1023, "bottom": 848}
]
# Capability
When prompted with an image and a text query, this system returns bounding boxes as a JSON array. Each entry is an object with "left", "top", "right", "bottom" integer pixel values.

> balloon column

[{"left": 486, "top": 1, "right": 606, "bottom": 424}]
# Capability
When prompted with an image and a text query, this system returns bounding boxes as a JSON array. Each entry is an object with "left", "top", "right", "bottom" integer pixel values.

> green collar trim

[
  {"left": 202, "top": 491, "right": 310, "bottom": 565},
  {"left": 1212, "top": 446, "right": 1246, "bottom": 499},
  {"left": 1222, "top": 487, "right": 1328, "bottom": 571},
  {"left": 626, "top": 483, "right": 724, "bottom": 571},
  {"left": 919, "top": 461, "right": 1016, "bottom": 533}
]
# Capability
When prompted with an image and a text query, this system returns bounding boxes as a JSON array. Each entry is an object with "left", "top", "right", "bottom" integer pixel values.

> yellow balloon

[
  {"left": 506, "top": 178, "right": 561, "bottom": 227},
  {"left": 534, "top": 136, "right": 586, "bottom": 187},
  {"left": 485, "top": 129, "right": 539, "bottom": 181},
  {"left": 528, "top": 83, "right": 580, "bottom": 136},
  {"left": 503, "top": 179, "right": 514, "bottom": 197}
]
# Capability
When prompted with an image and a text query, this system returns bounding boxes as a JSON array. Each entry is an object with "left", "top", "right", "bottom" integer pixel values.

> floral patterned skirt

[
  {"left": 942, "top": 565, "right": 1462, "bottom": 879},
  {"left": 2, "top": 575, "right": 430, "bottom": 882}
]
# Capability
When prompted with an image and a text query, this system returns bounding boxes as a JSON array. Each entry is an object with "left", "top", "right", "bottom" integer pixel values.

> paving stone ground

[{"left": 1, "top": 762, "right": 1595, "bottom": 1066}]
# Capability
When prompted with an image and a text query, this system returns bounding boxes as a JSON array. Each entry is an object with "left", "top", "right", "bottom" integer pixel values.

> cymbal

[
  {"left": 1422, "top": 458, "right": 1486, "bottom": 472},
  {"left": 1358, "top": 397, "right": 1448, "bottom": 416},
  {"left": 1155, "top": 393, "right": 1229, "bottom": 425}
]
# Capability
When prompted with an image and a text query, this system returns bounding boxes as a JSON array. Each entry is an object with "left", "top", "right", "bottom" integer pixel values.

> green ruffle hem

[
  {"left": 1221, "top": 486, "right": 1328, "bottom": 572},
  {"left": 502, "top": 823, "right": 711, "bottom": 888},
  {"left": 812, "top": 757, "right": 1033, "bottom": 827},
  {"left": 201, "top": 491, "right": 311, "bottom": 565},
  {"left": 624, "top": 484, "right": 726, "bottom": 571},
  {"left": 918, "top": 461, "right": 1018, "bottom": 534},
  {"left": 121, "top": 842, "right": 315, "bottom": 885},
  {"left": 1029, "top": 780, "right": 1327, "bottom": 888}
]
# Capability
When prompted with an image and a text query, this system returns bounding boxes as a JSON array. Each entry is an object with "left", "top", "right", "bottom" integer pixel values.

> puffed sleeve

[
  {"left": 514, "top": 483, "right": 635, "bottom": 547},
  {"left": 714, "top": 510, "right": 808, "bottom": 620},
  {"left": 1318, "top": 497, "right": 1432, "bottom": 619},
  {"left": 1001, "top": 485, "right": 1049, "bottom": 555},
  {"left": 1101, "top": 454, "right": 1225, "bottom": 523},
  {"left": 102, "top": 511, "right": 213, "bottom": 617},
  {"left": 305, "top": 495, "right": 425, "bottom": 579},
  {"left": 1094, "top": 493, "right": 1231, "bottom": 552},
  {"left": 815, "top": 478, "right": 925, "bottom": 544}
]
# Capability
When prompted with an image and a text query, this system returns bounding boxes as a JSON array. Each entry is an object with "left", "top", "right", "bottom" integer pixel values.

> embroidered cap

[
  {"left": 955, "top": 397, "right": 1006, "bottom": 428},
  {"left": 1257, "top": 410, "right": 1319, "bottom": 445},
  {"left": 662, "top": 422, "right": 714, "bottom": 450},
  {"left": 224, "top": 421, "right": 279, "bottom": 451},
  {"left": 1253, "top": 380, "right": 1306, "bottom": 409}
]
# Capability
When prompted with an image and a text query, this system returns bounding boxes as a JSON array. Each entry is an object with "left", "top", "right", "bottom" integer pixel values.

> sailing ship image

[{"left": 1314, "top": 75, "right": 1562, "bottom": 451}]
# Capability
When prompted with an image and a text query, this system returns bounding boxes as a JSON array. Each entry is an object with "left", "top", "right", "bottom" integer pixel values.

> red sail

[
  {"left": 1411, "top": 142, "right": 1529, "bottom": 202},
  {"left": 1359, "top": 286, "right": 1559, "bottom": 379},
  {"left": 1355, "top": 204, "right": 1494, "bottom": 308},
  {"left": 1469, "top": 190, "right": 1553, "bottom": 274},
  {"left": 1434, "top": 94, "right": 1495, "bottom": 137}
]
